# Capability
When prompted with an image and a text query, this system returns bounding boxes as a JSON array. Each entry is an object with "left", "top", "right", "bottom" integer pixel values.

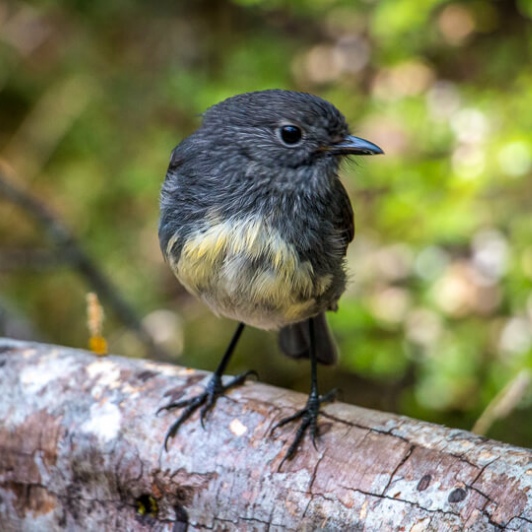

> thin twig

[{"left": 472, "top": 369, "right": 531, "bottom": 436}]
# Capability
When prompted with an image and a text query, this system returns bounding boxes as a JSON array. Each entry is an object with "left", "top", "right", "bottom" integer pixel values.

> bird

[{"left": 158, "top": 89, "right": 383, "bottom": 463}]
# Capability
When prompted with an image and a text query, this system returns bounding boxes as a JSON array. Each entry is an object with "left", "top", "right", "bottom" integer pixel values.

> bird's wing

[{"left": 333, "top": 179, "right": 355, "bottom": 254}]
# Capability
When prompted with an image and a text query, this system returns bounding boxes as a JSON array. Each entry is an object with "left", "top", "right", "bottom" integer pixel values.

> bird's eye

[{"left": 279, "top": 125, "right": 303, "bottom": 145}]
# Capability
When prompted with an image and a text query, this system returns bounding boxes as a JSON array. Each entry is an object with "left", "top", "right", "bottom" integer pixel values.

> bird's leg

[
  {"left": 158, "top": 322, "right": 256, "bottom": 450},
  {"left": 271, "top": 318, "right": 336, "bottom": 467}
]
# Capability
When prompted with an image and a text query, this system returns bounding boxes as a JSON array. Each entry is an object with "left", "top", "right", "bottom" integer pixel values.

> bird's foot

[
  {"left": 158, "top": 370, "right": 257, "bottom": 451},
  {"left": 271, "top": 388, "right": 337, "bottom": 468}
]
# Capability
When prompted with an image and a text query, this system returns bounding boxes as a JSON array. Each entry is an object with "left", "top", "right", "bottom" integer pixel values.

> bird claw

[
  {"left": 271, "top": 388, "right": 337, "bottom": 469},
  {"left": 159, "top": 371, "right": 257, "bottom": 451}
]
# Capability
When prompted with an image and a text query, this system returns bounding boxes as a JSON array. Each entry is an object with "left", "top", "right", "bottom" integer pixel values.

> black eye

[{"left": 279, "top": 125, "right": 303, "bottom": 145}]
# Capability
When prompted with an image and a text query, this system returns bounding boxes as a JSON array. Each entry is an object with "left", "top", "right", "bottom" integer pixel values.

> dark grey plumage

[
  {"left": 158, "top": 90, "right": 382, "bottom": 364},
  {"left": 158, "top": 90, "right": 383, "bottom": 461}
]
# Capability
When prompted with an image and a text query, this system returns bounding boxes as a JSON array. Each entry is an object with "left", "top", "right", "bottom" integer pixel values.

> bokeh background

[{"left": 1, "top": 0, "right": 531, "bottom": 446}]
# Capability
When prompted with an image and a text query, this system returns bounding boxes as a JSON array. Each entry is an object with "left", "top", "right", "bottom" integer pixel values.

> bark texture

[{"left": 0, "top": 338, "right": 531, "bottom": 531}]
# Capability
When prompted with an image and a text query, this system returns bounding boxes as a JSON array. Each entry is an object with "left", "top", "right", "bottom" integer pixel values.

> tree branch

[
  {"left": 0, "top": 167, "right": 168, "bottom": 360},
  {"left": 1, "top": 338, "right": 531, "bottom": 530}
]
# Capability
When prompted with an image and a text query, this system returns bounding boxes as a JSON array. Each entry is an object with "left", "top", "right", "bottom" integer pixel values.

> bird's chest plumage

[{"left": 165, "top": 215, "right": 345, "bottom": 330}]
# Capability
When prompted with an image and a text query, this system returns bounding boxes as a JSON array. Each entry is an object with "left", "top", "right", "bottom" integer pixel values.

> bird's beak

[{"left": 327, "top": 135, "right": 384, "bottom": 156}]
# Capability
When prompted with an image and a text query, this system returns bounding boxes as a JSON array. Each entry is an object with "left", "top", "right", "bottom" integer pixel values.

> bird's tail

[{"left": 278, "top": 313, "right": 338, "bottom": 365}]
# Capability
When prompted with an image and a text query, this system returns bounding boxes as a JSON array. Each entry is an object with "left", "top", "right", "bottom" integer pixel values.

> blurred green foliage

[{"left": 1, "top": 0, "right": 531, "bottom": 446}]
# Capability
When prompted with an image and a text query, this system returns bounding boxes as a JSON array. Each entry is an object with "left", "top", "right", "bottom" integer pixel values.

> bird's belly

[{"left": 168, "top": 217, "right": 337, "bottom": 330}]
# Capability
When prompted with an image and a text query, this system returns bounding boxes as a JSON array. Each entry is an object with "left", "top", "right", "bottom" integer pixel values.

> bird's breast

[{"left": 165, "top": 216, "right": 339, "bottom": 329}]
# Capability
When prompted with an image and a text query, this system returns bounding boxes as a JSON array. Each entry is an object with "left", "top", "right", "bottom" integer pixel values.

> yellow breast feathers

[{"left": 166, "top": 217, "right": 333, "bottom": 327}]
